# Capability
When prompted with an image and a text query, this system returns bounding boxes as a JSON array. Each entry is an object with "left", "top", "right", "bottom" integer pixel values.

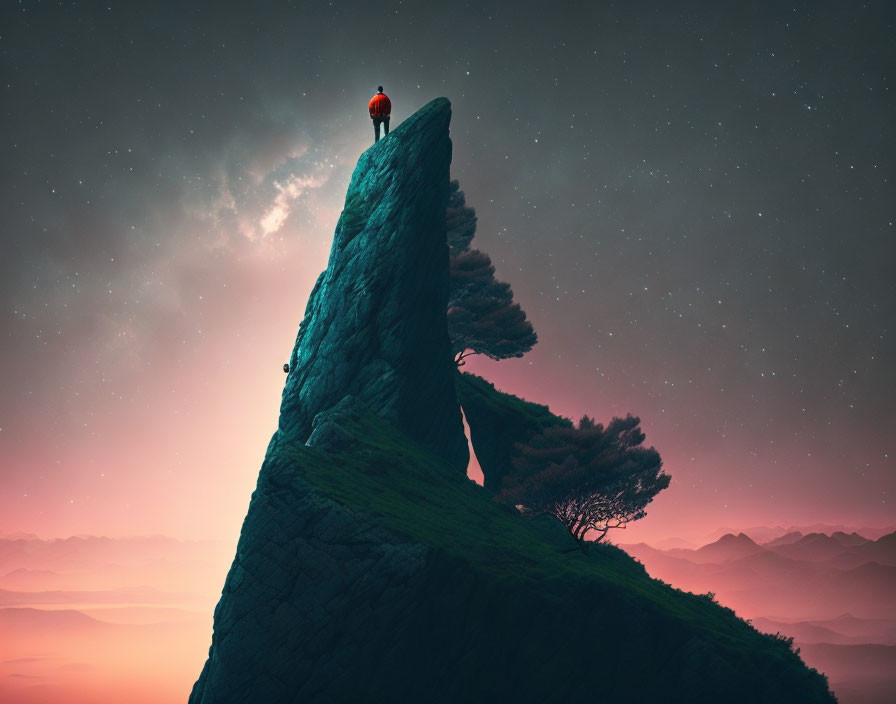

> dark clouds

[{"left": 1, "top": 1, "right": 893, "bottom": 538}]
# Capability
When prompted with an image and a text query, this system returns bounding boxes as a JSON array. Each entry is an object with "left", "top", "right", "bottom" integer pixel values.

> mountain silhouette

[{"left": 188, "top": 99, "right": 834, "bottom": 704}]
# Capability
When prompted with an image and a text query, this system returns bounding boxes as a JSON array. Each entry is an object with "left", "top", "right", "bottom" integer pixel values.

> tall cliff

[
  {"left": 189, "top": 99, "right": 835, "bottom": 704},
  {"left": 278, "top": 97, "right": 467, "bottom": 474}
]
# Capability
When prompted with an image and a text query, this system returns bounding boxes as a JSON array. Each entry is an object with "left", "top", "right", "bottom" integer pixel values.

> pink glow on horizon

[
  {"left": 0, "top": 93, "right": 889, "bottom": 568},
  {"left": 1, "top": 262, "right": 890, "bottom": 547}
]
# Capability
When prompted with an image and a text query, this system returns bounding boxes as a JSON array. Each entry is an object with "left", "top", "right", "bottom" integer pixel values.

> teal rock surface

[
  {"left": 279, "top": 97, "right": 468, "bottom": 474},
  {"left": 189, "top": 100, "right": 835, "bottom": 704},
  {"left": 456, "top": 371, "right": 572, "bottom": 493},
  {"left": 188, "top": 420, "right": 432, "bottom": 703},
  {"left": 190, "top": 403, "right": 835, "bottom": 704}
]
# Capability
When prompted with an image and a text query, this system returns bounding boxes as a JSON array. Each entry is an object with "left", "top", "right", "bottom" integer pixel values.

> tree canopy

[
  {"left": 446, "top": 180, "right": 537, "bottom": 365},
  {"left": 446, "top": 179, "right": 477, "bottom": 257},
  {"left": 497, "top": 414, "right": 669, "bottom": 542}
]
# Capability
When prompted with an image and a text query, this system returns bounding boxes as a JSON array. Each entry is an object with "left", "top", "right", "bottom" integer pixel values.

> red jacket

[{"left": 369, "top": 93, "right": 391, "bottom": 118}]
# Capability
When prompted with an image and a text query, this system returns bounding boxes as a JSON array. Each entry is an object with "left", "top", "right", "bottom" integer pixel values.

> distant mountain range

[
  {"left": 701, "top": 524, "right": 896, "bottom": 544},
  {"left": 669, "top": 532, "right": 767, "bottom": 563},
  {"left": 750, "top": 615, "right": 896, "bottom": 647},
  {"left": 0, "top": 535, "right": 233, "bottom": 595},
  {"left": 620, "top": 529, "right": 896, "bottom": 704},
  {"left": 621, "top": 529, "right": 896, "bottom": 621},
  {"left": 798, "top": 643, "right": 896, "bottom": 704},
  {"left": 1, "top": 605, "right": 116, "bottom": 631},
  {"left": 0, "top": 535, "right": 229, "bottom": 704},
  {"left": 0, "top": 534, "right": 227, "bottom": 572},
  {"left": 3, "top": 529, "right": 889, "bottom": 703},
  {"left": 0, "top": 605, "right": 211, "bottom": 704},
  {"left": 0, "top": 584, "right": 199, "bottom": 606}
]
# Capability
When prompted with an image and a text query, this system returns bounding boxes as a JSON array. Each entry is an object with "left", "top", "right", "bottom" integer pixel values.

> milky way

[{"left": 1, "top": 1, "right": 892, "bottom": 542}]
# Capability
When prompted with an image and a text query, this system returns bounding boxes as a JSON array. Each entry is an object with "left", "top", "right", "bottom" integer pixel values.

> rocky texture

[
  {"left": 305, "top": 395, "right": 367, "bottom": 453},
  {"left": 189, "top": 424, "right": 431, "bottom": 703},
  {"left": 456, "top": 371, "right": 572, "bottom": 493},
  {"left": 191, "top": 405, "right": 835, "bottom": 704},
  {"left": 190, "top": 100, "right": 835, "bottom": 704},
  {"left": 279, "top": 97, "right": 467, "bottom": 475}
]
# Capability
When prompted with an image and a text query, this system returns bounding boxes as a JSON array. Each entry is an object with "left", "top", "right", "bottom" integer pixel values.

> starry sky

[{"left": 1, "top": 1, "right": 893, "bottom": 544}]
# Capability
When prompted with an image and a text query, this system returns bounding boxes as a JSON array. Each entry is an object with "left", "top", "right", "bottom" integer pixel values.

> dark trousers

[{"left": 372, "top": 116, "right": 390, "bottom": 141}]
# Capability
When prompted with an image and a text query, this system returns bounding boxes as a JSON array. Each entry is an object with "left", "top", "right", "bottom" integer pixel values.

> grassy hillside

[{"left": 275, "top": 404, "right": 835, "bottom": 703}]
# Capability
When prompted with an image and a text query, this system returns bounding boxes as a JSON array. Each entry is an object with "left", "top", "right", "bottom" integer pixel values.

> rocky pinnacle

[{"left": 279, "top": 97, "right": 468, "bottom": 474}]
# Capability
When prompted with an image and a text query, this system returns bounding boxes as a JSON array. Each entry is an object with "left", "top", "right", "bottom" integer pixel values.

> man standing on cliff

[{"left": 369, "top": 86, "right": 391, "bottom": 142}]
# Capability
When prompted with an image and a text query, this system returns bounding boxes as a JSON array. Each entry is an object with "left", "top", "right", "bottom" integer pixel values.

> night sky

[{"left": 2, "top": 1, "right": 893, "bottom": 543}]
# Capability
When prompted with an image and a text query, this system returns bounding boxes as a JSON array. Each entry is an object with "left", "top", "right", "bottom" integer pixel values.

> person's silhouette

[{"left": 369, "top": 86, "right": 391, "bottom": 142}]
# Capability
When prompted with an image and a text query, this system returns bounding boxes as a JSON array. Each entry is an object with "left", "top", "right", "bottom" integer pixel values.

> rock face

[
  {"left": 189, "top": 100, "right": 836, "bottom": 704},
  {"left": 189, "top": 424, "right": 432, "bottom": 703},
  {"left": 190, "top": 403, "right": 835, "bottom": 704},
  {"left": 456, "top": 371, "right": 571, "bottom": 493},
  {"left": 279, "top": 97, "right": 467, "bottom": 474}
]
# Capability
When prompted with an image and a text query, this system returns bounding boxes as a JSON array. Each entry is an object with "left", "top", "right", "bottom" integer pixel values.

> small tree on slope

[
  {"left": 446, "top": 180, "right": 537, "bottom": 366},
  {"left": 498, "top": 414, "right": 670, "bottom": 542}
]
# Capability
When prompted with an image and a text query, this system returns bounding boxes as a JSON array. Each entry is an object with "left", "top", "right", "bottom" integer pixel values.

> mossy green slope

[
  {"left": 194, "top": 399, "right": 833, "bottom": 703},
  {"left": 191, "top": 95, "right": 836, "bottom": 703}
]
